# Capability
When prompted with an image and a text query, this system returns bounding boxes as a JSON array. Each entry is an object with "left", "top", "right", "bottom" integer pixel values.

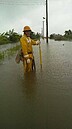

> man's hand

[
  {"left": 27, "top": 59, "right": 30, "bottom": 63},
  {"left": 36, "top": 40, "right": 40, "bottom": 45}
]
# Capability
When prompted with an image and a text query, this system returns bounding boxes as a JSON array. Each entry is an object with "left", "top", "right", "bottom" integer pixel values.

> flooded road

[
  {"left": 0, "top": 42, "right": 20, "bottom": 52},
  {"left": 0, "top": 39, "right": 72, "bottom": 129}
]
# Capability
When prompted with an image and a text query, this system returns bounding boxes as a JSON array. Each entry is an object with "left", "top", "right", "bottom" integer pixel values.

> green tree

[
  {"left": 0, "top": 29, "right": 21, "bottom": 45},
  {"left": 30, "top": 32, "right": 40, "bottom": 40}
]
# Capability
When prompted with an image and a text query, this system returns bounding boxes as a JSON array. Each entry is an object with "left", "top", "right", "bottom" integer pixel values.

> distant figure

[
  {"left": 20, "top": 26, "right": 40, "bottom": 73},
  {"left": 63, "top": 44, "right": 64, "bottom": 46}
]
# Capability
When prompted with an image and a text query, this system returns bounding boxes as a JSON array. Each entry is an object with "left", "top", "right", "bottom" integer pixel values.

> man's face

[{"left": 25, "top": 30, "right": 31, "bottom": 37}]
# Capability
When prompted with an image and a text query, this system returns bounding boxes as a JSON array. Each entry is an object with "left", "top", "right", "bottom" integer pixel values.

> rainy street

[{"left": 0, "top": 39, "right": 72, "bottom": 129}]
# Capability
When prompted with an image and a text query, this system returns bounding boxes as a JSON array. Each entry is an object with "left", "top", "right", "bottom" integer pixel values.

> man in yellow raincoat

[{"left": 20, "top": 26, "right": 40, "bottom": 73}]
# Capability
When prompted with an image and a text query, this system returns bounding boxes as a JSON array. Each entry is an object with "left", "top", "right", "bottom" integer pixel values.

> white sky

[
  {"left": 0, "top": 0, "right": 72, "bottom": 36},
  {"left": 0, "top": 0, "right": 45, "bottom": 35},
  {"left": 49, "top": 0, "right": 72, "bottom": 35}
]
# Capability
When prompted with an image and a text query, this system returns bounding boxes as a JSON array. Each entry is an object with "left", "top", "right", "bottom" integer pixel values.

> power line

[
  {"left": 0, "top": 3, "right": 45, "bottom": 6},
  {"left": 0, "top": 1, "right": 45, "bottom": 6}
]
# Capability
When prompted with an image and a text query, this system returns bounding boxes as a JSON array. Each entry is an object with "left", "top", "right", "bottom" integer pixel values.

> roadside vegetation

[
  {"left": 0, "top": 29, "right": 21, "bottom": 45},
  {"left": 0, "top": 29, "right": 41, "bottom": 61},
  {"left": 49, "top": 29, "right": 72, "bottom": 41},
  {"left": 0, "top": 45, "right": 21, "bottom": 60},
  {"left": 30, "top": 31, "right": 40, "bottom": 40}
]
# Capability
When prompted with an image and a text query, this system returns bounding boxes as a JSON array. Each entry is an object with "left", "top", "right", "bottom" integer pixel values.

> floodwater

[
  {"left": 0, "top": 42, "right": 20, "bottom": 52},
  {"left": 0, "top": 39, "right": 72, "bottom": 129}
]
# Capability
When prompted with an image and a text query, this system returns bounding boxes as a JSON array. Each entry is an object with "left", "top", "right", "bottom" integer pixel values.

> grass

[
  {"left": 0, "top": 52, "right": 4, "bottom": 59},
  {"left": 0, "top": 45, "right": 21, "bottom": 61}
]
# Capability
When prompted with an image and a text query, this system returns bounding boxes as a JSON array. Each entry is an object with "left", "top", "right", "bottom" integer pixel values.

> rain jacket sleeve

[
  {"left": 31, "top": 39, "right": 37, "bottom": 45},
  {"left": 20, "top": 37, "right": 28, "bottom": 58}
]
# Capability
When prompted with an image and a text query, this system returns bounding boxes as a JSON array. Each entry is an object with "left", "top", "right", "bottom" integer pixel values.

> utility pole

[{"left": 46, "top": 0, "right": 48, "bottom": 43}]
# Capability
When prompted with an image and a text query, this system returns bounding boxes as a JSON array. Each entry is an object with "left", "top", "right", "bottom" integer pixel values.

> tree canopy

[
  {"left": 50, "top": 29, "right": 72, "bottom": 41},
  {"left": 0, "top": 29, "right": 21, "bottom": 45}
]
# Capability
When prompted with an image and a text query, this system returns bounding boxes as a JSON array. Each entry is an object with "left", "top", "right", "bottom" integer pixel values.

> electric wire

[{"left": 0, "top": 0, "right": 45, "bottom": 6}]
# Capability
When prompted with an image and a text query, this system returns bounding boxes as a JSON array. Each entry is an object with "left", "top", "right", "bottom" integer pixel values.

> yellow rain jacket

[{"left": 20, "top": 34, "right": 37, "bottom": 72}]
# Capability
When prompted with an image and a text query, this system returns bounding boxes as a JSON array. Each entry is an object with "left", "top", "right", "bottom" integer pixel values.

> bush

[{"left": 0, "top": 35, "right": 10, "bottom": 45}]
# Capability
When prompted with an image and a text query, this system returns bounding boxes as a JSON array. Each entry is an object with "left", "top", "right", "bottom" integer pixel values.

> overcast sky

[
  {"left": 0, "top": 0, "right": 72, "bottom": 36},
  {"left": 49, "top": 0, "right": 72, "bottom": 35}
]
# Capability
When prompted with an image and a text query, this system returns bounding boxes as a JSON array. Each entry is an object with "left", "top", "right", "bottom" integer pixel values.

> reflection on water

[
  {"left": 0, "top": 39, "right": 72, "bottom": 129},
  {"left": 21, "top": 71, "right": 37, "bottom": 100}
]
